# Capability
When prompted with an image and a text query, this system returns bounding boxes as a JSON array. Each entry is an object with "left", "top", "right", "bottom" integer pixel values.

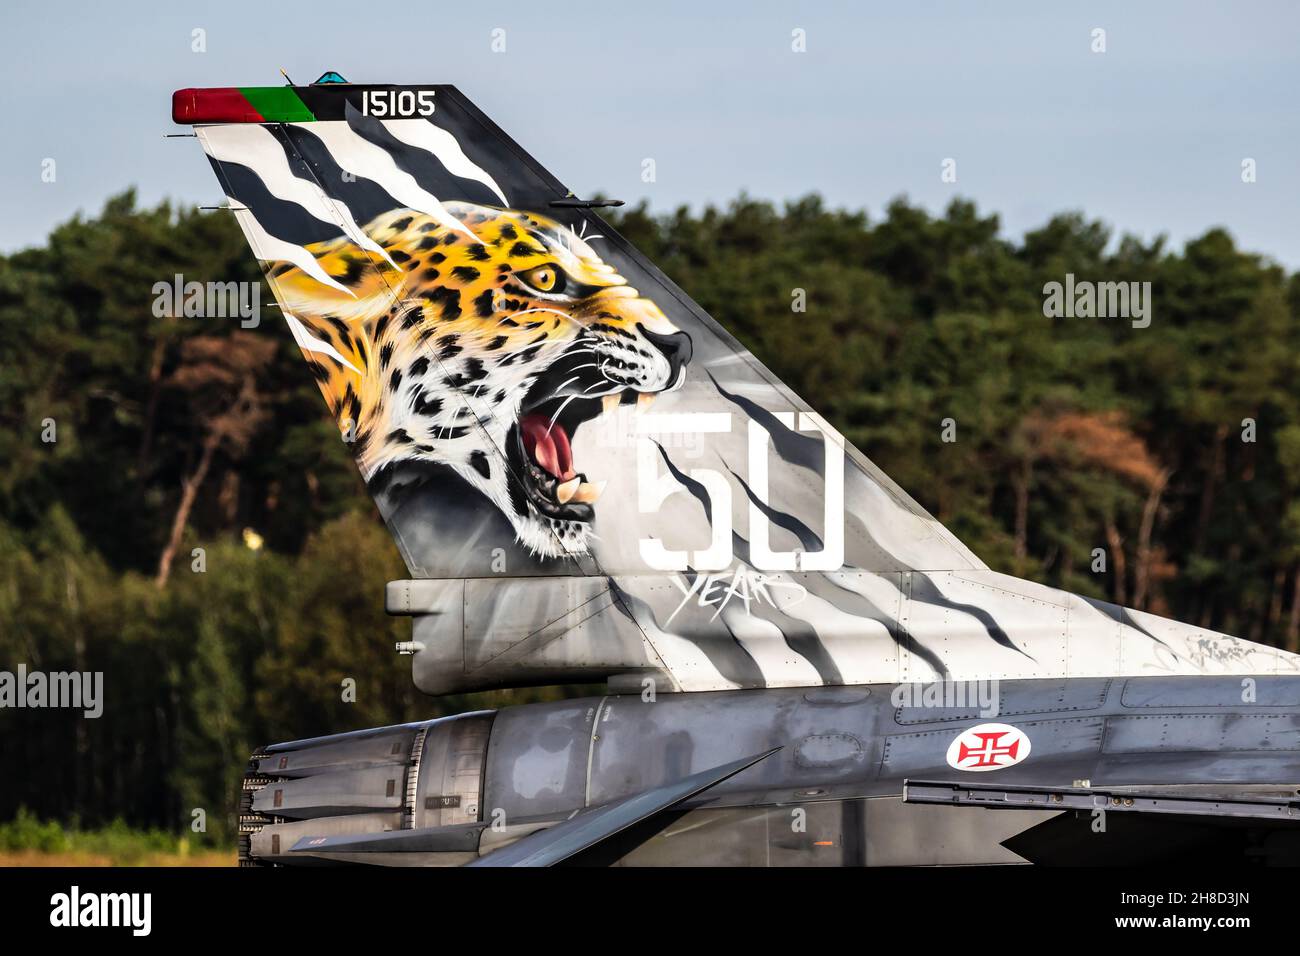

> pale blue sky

[{"left": 2, "top": 0, "right": 1297, "bottom": 265}]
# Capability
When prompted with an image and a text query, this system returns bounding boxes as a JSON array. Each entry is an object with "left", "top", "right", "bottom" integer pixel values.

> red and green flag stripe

[{"left": 172, "top": 86, "right": 317, "bottom": 124}]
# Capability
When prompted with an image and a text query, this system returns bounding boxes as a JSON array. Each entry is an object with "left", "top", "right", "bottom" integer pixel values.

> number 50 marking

[{"left": 636, "top": 412, "right": 844, "bottom": 572}]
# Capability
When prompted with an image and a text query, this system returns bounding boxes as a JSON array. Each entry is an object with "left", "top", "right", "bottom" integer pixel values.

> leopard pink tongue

[
  {"left": 521, "top": 414, "right": 575, "bottom": 480},
  {"left": 550, "top": 421, "right": 574, "bottom": 480}
]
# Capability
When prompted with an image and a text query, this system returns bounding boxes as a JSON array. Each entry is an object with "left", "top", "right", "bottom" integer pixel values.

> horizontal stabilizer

[{"left": 468, "top": 746, "right": 781, "bottom": 867}]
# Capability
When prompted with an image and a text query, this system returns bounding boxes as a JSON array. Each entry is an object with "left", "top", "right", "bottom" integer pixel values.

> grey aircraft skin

[
  {"left": 173, "top": 78, "right": 1300, "bottom": 866},
  {"left": 241, "top": 676, "right": 1300, "bottom": 866}
]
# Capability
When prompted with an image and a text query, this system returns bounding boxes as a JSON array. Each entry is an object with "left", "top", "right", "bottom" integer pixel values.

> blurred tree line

[{"left": 2, "top": 190, "right": 1299, "bottom": 842}]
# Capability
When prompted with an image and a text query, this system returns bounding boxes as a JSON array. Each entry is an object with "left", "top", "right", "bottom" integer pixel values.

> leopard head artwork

[{"left": 268, "top": 201, "right": 693, "bottom": 559}]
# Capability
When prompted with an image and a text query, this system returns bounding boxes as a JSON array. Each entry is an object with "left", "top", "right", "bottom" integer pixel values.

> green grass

[{"left": 0, "top": 808, "right": 232, "bottom": 864}]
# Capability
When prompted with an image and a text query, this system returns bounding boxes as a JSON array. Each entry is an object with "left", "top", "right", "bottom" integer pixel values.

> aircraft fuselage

[{"left": 243, "top": 674, "right": 1300, "bottom": 866}]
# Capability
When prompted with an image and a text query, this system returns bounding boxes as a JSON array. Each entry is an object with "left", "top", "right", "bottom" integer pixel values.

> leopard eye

[{"left": 519, "top": 265, "right": 565, "bottom": 294}]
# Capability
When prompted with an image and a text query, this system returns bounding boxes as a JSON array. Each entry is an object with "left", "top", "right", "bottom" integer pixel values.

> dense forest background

[{"left": 3, "top": 191, "right": 1300, "bottom": 844}]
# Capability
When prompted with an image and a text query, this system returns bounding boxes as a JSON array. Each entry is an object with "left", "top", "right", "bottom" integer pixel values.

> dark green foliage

[{"left": 1, "top": 190, "right": 1297, "bottom": 842}]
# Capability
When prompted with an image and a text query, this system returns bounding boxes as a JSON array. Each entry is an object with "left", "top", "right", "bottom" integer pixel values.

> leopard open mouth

[{"left": 506, "top": 347, "right": 649, "bottom": 523}]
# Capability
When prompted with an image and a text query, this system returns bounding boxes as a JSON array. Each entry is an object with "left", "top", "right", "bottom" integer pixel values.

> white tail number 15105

[{"left": 361, "top": 89, "right": 435, "bottom": 117}]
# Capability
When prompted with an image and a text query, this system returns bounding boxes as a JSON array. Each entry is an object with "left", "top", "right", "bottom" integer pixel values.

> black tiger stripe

[
  {"left": 275, "top": 124, "right": 404, "bottom": 225},
  {"left": 341, "top": 107, "right": 505, "bottom": 208},
  {"left": 206, "top": 156, "right": 342, "bottom": 247}
]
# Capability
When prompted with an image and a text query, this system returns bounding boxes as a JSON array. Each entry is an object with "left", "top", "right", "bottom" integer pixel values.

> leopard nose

[{"left": 637, "top": 324, "right": 693, "bottom": 389}]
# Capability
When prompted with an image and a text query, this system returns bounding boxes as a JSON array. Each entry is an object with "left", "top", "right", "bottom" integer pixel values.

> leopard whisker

[
  {"left": 545, "top": 393, "right": 581, "bottom": 436},
  {"left": 552, "top": 375, "right": 582, "bottom": 395}
]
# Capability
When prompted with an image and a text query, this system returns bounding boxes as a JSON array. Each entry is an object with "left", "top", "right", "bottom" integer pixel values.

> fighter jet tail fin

[{"left": 176, "top": 81, "right": 1300, "bottom": 696}]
